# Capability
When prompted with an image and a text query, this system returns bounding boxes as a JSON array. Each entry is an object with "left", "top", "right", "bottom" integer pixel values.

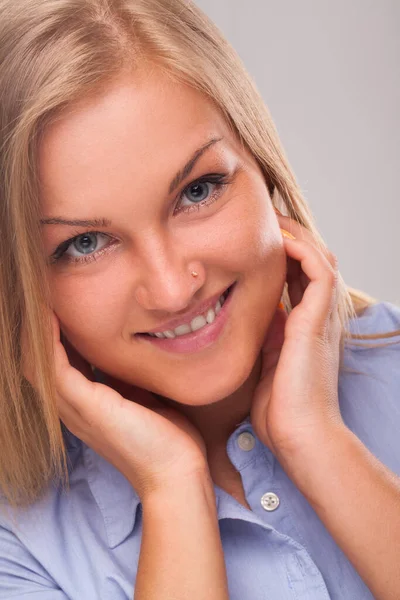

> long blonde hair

[{"left": 0, "top": 0, "right": 398, "bottom": 511}]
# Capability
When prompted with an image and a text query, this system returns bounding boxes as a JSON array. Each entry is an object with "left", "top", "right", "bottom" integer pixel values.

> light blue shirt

[{"left": 1, "top": 301, "right": 400, "bottom": 599}]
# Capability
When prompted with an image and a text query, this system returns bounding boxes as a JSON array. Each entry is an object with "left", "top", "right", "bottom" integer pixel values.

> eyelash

[{"left": 50, "top": 172, "right": 232, "bottom": 266}]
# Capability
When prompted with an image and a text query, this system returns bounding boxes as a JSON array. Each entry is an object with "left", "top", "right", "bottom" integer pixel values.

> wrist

[
  {"left": 274, "top": 423, "right": 352, "bottom": 484},
  {"left": 141, "top": 469, "right": 218, "bottom": 518},
  {"left": 138, "top": 465, "right": 215, "bottom": 505}
]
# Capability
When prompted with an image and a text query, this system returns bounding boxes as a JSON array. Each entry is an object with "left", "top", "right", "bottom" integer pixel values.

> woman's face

[{"left": 39, "top": 68, "right": 287, "bottom": 405}]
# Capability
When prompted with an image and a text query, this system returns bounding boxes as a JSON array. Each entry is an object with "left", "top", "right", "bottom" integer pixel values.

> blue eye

[
  {"left": 50, "top": 231, "right": 114, "bottom": 265},
  {"left": 50, "top": 172, "right": 233, "bottom": 266},
  {"left": 71, "top": 232, "right": 101, "bottom": 255},
  {"left": 176, "top": 173, "right": 231, "bottom": 214},
  {"left": 182, "top": 181, "right": 211, "bottom": 204}
]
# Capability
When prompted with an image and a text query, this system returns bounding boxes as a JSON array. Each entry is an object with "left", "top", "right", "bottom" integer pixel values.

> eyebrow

[{"left": 40, "top": 136, "right": 224, "bottom": 227}]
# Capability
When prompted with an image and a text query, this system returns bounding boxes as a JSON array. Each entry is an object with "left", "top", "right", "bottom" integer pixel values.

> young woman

[{"left": 0, "top": 1, "right": 399, "bottom": 599}]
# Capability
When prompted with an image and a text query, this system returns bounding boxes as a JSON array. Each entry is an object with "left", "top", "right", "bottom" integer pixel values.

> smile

[
  {"left": 135, "top": 283, "right": 236, "bottom": 354},
  {"left": 148, "top": 289, "right": 229, "bottom": 338}
]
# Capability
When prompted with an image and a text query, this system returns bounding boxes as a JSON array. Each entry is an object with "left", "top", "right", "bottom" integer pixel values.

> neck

[{"left": 159, "top": 352, "right": 262, "bottom": 457}]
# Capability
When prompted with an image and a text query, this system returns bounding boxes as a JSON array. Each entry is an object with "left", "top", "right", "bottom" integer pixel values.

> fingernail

[{"left": 280, "top": 228, "right": 296, "bottom": 240}]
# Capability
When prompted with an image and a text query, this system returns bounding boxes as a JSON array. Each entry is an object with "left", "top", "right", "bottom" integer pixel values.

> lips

[
  {"left": 136, "top": 283, "right": 235, "bottom": 336},
  {"left": 135, "top": 281, "right": 237, "bottom": 354}
]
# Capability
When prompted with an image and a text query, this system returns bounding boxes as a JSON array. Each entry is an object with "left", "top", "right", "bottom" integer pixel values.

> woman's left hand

[{"left": 250, "top": 213, "right": 348, "bottom": 463}]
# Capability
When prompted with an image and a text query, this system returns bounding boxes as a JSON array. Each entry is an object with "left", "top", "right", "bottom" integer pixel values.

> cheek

[
  {"left": 212, "top": 192, "right": 286, "bottom": 301},
  {"left": 50, "top": 273, "right": 130, "bottom": 347},
  {"left": 203, "top": 196, "right": 277, "bottom": 270}
]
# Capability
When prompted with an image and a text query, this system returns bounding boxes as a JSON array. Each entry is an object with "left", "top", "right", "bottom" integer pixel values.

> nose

[{"left": 133, "top": 233, "right": 204, "bottom": 313}]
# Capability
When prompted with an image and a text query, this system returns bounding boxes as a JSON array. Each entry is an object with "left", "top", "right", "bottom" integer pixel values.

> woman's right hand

[{"left": 22, "top": 310, "right": 210, "bottom": 500}]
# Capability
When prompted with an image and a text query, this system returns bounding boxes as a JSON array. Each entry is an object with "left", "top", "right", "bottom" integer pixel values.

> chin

[{"left": 151, "top": 347, "right": 258, "bottom": 406}]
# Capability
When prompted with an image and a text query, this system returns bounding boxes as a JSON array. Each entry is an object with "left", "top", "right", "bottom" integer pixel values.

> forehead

[{"left": 38, "top": 69, "right": 240, "bottom": 205}]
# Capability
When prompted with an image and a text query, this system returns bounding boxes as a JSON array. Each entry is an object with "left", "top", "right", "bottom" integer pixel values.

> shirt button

[
  {"left": 237, "top": 432, "right": 255, "bottom": 451},
  {"left": 260, "top": 492, "right": 280, "bottom": 511}
]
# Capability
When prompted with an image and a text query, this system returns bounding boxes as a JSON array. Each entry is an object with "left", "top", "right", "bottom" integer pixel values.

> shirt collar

[
  {"left": 64, "top": 371, "right": 253, "bottom": 550},
  {"left": 79, "top": 413, "right": 252, "bottom": 549},
  {"left": 77, "top": 414, "right": 253, "bottom": 550},
  {"left": 62, "top": 420, "right": 141, "bottom": 549},
  {"left": 82, "top": 441, "right": 141, "bottom": 549}
]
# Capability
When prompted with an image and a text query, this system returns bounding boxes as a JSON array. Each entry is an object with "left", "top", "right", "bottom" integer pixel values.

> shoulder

[
  {"left": 0, "top": 433, "right": 141, "bottom": 598},
  {"left": 339, "top": 300, "right": 400, "bottom": 474},
  {"left": 343, "top": 300, "right": 400, "bottom": 380},
  {"left": 346, "top": 300, "right": 400, "bottom": 342},
  {"left": 0, "top": 440, "right": 102, "bottom": 597}
]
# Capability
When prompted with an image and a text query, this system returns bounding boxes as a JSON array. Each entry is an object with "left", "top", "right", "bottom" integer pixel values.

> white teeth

[
  {"left": 148, "top": 289, "right": 230, "bottom": 339},
  {"left": 163, "top": 330, "right": 176, "bottom": 339},
  {"left": 206, "top": 307, "right": 215, "bottom": 324},
  {"left": 191, "top": 315, "right": 207, "bottom": 331},
  {"left": 174, "top": 323, "right": 192, "bottom": 336}
]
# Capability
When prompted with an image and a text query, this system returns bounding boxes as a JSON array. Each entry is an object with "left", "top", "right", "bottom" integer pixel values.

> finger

[
  {"left": 49, "top": 311, "right": 102, "bottom": 419},
  {"left": 48, "top": 312, "right": 87, "bottom": 426},
  {"left": 20, "top": 311, "right": 81, "bottom": 432},
  {"left": 53, "top": 327, "right": 162, "bottom": 431},
  {"left": 279, "top": 217, "right": 338, "bottom": 313},
  {"left": 251, "top": 309, "right": 287, "bottom": 450},
  {"left": 260, "top": 307, "right": 287, "bottom": 374},
  {"left": 60, "top": 332, "right": 95, "bottom": 383},
  {"left": 276, "top": 213, "right": 337, "bottom": 269},
  {"left": 282, "top": 236, "right": 338, "bottom": 336},
  {"left": 286, "top": 256, "right": 306, "bottom": 308}
]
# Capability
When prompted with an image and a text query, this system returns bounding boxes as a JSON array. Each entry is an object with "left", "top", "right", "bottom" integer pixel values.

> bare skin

[{"left": 39, "top": 67, "right": 286, "bottom": 489}]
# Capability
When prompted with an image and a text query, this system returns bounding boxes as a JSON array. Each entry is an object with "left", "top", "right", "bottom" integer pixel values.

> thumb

[
  {"left": 260, "top": 306, "right": 287, "bottom": 375},
  {"left": 250, "top": 307, "right": 287, "bottom": 452},
  {"left": 60, "top": 331, "right": 95, "bottom": 383}
]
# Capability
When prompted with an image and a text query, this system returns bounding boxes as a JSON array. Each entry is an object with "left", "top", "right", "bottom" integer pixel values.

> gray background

[{"left": 196, "top": 0, "right": 399, "bottom": 305}]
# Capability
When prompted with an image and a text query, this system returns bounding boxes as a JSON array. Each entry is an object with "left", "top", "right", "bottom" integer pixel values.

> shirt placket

[{"left": 219, "top": 420, "right": 332, "bottom": 600}]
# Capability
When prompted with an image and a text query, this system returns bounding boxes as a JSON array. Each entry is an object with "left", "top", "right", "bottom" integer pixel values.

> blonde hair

[{"left": 0, "top": 0, "right": 399, "bottom": 511}]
